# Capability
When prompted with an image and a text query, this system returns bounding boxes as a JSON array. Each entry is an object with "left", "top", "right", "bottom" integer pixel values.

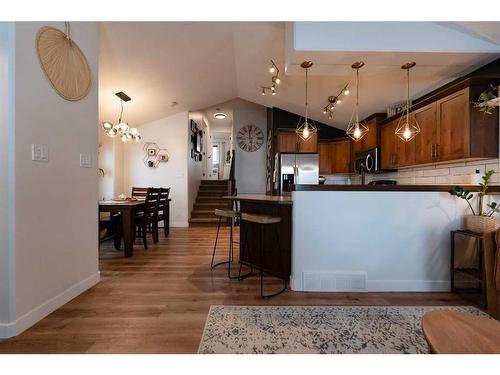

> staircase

[{"left": 189, "top": 180, "right": 231, "bottom": 227}]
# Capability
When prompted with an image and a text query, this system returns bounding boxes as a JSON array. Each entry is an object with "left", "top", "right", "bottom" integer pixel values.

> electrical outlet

[
  {"left": 80, "top": 153, "right": 92, "bottom": 168},
  {"left": 32, "top": 144, "right": 49, "bottom": 162}
]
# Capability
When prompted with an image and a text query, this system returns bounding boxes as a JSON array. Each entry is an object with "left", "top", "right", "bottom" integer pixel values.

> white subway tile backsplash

[
  {"left": 435, "top": 176, "right": 451, "bottom": 184},
  {"left": 423, "top": 168, "right": 450, "bottom": 177},
  {"left": 414, "top": 176, "right": 436, "bottom": 184},
  {"left": 466, "top": 159, "right": 498, "bottom": 166},
  {"left": 451, "top": 175, "right": 473, "bottom": 184},
  {"left": 450, "top": 165, "right": 485, "bottom": 176}
]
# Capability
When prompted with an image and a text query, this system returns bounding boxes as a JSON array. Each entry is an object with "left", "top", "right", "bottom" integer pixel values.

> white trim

[
  {"left": 290, "top": 276, "right": 449, "bottom": 292},
  {"left": 0, "top": 271, "right": 100, "bottom": 338},
  {"left": 171, "top": 221, "right": 189, "bottom": 227}
]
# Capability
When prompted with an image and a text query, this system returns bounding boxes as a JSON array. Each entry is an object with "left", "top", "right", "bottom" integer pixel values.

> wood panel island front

[{"left": 225, "top": 195, "right": 292, "bottom": 281}]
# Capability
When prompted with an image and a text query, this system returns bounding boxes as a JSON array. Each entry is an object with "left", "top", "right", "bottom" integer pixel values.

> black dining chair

[
  {"left": 156, "top": 187, "right": 171, "bottom": 237},
  {"left": 134, "top": 187, "right": 160, "bottom": 249}
]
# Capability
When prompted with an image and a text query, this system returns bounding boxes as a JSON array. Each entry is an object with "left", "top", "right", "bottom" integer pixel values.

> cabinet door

[
  {"left": 437, "top": 88, "right": 470, "bottom": 161},
  {"left": 381, "top": 120, "right": 398, "bottom": 169},
  {"left": 353, "top": 118, "right": 377, "bottom": 155},
  {"left": 278, "top": 131, "right": 298, "bottom": 153},
  {"left": 298, "top": 132, "right": 318, "bottom": 153},
  {"left": 413, "top": 103, "right": 438, "bottom": 164},
  {"left": 331, "top": 139, "right": 352, "bottom": 173},
  {"left": 318, "top": 142, "right": 332, "bottom": 174}
]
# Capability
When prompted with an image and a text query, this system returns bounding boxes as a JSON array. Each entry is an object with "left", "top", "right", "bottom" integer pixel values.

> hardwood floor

[{"left": 0, "top": 227, "right": 473, "bottom": 353}]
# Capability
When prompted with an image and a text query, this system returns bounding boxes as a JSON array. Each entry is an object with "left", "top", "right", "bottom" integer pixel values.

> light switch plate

[
  {"left": 80, "top": 153, "right": 92, "bottom": 168},
  {"left": 32, "top": 144, "right": 49, "bottom": 162}
]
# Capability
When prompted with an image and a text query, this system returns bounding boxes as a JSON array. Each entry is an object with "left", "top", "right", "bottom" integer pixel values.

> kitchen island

[
  {"left": 291, "top": 184, "right": 500, "bottom": 293},
  {"left": 225, "top": 195, "right": 292, "bottom": 280}
]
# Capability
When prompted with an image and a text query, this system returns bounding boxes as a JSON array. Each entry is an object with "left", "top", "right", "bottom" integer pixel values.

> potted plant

[
  {"left": 474, "top": 85, "right": 500, "bottom": 115},
  {"left": 450, "top": 170, "right": 498, "bottom": 233}
]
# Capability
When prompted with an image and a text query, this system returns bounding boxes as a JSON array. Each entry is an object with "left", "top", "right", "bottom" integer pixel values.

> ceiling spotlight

[
  {"left": 271, "top": 91, "right": 276, "bottom": 96},
  {"left": 271, "top": 85, "right": 276, "bottom": 92},
  {"left": 272, "top": 76, "right": 281, "bottom": 85},
  {"left": 261, "top": 88, "right": 266, "bottom": 96},
  {"left": 337, "top": 99, "right": 341, "bottom": 104},
  {"left": 322, "top": 85, "right": 348, "bottom": 121},
  {"left": 323, "top": 108, "right": 327, "bottom": 115},
  {"left": 344, "top": 88, "right": 350, "bottom": 95},
  {"left": 214, "top": 112, "right": 227, "bottom": 120},
  {"left": 269, "top": 66, "right": 275, "bottom": 73}
]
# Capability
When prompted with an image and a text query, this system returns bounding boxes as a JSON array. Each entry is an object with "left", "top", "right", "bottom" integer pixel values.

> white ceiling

[{"left": 99, "top": 22, "right": 500, "bottom": 131}]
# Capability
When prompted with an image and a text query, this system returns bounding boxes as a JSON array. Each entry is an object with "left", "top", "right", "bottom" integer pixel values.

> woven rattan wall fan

[{"left": 36, "top": 22, "right": 91, "bottom": 101}]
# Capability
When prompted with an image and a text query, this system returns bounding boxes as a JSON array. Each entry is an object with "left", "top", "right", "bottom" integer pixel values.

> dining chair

[
  {"left": 156, "top": 187, "right": 171, "bottom": 237},
  {"left": 134, "top": 187, "right": 160, "bottom": 249},
  {"left": 131, "top": 186, "right": 148, "bottom": 200}
]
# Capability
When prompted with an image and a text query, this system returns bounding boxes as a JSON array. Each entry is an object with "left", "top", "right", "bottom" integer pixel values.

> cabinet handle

[
  {"left": 436, "top": 144, "right": 440, "bottom": 159},
  {"left": 431, "top": 144, "right": 435, "bottom": 159}
]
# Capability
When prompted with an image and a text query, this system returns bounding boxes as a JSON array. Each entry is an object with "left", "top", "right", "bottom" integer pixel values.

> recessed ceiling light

[{"left": 214, "top": 112, "right": 227, "bottom": 120}]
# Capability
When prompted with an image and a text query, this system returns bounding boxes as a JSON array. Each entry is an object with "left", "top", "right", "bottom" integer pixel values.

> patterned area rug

[{"left": 198, "top": 305, "right": 488, "bottom": 354}]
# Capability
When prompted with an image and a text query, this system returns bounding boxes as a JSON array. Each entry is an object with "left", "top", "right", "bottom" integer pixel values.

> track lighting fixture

[
  {"left": 260, "top": 59, "right": 282, "bottom": 96},
  {"left": 322, "top": 83, "right": 349, "bottom": 120}
]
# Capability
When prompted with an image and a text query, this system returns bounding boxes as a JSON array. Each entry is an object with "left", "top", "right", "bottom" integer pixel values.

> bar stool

[
  {"left": 210, "top": 208, "right": 240, "bottom": 279},
  {"left": 238, "top": 212, "right": 287, "bottom": 298}
]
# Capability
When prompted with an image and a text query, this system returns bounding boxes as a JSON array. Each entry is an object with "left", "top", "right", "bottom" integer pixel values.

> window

[{"left": 212, "top": 145, "right": 219, "bottom": 164}]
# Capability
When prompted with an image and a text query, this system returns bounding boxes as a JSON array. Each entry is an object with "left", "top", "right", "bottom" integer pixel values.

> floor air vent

[{"left": 302, "top": 271, "right": 367, "bottom": 292}]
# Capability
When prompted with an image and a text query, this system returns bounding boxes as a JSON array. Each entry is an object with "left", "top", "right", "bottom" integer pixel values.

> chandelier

[
  {"left": 395, "top": 62, "right": 420, "bottom": 142},
  {"left": 296, "top": 60, "right": 317, "bottom": 141},
  {"left": 346, "top": 61, "right": 369, "bottom": 142},
  {"left": 101, "top": 91, "right": 141, "bottom": 143}
]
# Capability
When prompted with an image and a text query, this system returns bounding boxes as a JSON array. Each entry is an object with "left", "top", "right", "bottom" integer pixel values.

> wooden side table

[
  {"left": 422, "top": 311, "right": 500, "bottom": 353},
  {"left": 451, "top": 230, "right": 487, "bottom": 307}
]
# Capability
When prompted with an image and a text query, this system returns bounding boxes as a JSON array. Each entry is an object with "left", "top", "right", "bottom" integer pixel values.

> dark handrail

[{"left": 229, "top": 149, "right": 236, "bottom": 196}]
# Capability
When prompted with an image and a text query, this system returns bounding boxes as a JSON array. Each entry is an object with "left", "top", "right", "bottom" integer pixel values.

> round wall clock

[{"left": 237, "top": 124, "right": 264, "bottom": 152}]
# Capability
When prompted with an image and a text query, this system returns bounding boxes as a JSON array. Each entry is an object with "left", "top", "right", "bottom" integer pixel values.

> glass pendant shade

[
  {"left": 395, "top": 62, "right": 420, "bottom": 142},
  {"left": 102, "top": 121, "right": 113, "bottom": 130},
  {"left": 346, "top": 61, "right": 368, "bottom": 142},
  {"left": 296, "top": 61, "right": 317, "bottom": 141}
]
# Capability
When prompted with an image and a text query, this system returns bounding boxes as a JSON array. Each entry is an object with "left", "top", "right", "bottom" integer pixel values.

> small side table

[{"left": 450, "top": 230, "right": 487, "bottom": 307}]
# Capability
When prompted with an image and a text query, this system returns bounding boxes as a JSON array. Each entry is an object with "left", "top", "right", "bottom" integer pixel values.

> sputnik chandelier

[
  {"left": 322, "top": 84, "right": 350, "bottom": 120},
  {"left": 261, "top": 60, "right": 281, "bottom": 96},
  {"left": 101, "top": 91, "right": 141, "bottom": 143}
]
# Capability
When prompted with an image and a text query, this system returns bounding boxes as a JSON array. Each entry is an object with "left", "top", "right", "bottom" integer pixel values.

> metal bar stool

[
  {"left": 210, "top": 208, "right": 240, "bottom": 279},
  {"left": 238, "top": 212, "right": 287, "bottom": 298}
]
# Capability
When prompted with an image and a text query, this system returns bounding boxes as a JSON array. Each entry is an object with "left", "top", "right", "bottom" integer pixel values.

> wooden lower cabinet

[{"left": 318, "top": 139, "right": 352, "bottom": 174}]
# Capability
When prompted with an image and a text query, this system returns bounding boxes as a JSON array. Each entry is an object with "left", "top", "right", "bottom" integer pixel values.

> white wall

[
  {"left": 123, "top": 111, "right": 190, "bottom": 227},
  {"left": 0, "top": 22, "right": 15, "bottom": 328},
  {"left": 232, "top": 108, "right": 267, "bottom": 194},
  {"left": 292, "top": 190, "right": 500, "bottom": 292},
  {"left": 0, "top": 22, "right": 100, "bottom": 338}
]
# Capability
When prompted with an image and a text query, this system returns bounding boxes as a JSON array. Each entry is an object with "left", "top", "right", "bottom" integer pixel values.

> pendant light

[
  {"left": 395, "top": 62, "right": 420, "bottom": 142},
  {"left": 296, "top": 60, "right": 317, "bottom": 141},
  {"left": 346, "top": 61, "right": 369, "bottom": 142},
  {"left": 101, "top": 91, "right": 141, "bottom": 143}
]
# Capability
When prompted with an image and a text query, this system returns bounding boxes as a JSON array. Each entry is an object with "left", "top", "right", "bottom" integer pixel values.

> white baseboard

[
  {"left": 0, "top": 271, "right": 100, "bottom": 339},
  {"left": 171, "top": 221, "right": 189, "bottom": 227},
  {"left": 290, "top": 275, "right": 450, "bottom": 292}
]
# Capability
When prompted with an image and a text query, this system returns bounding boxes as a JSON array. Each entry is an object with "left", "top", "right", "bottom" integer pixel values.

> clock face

[{"left": 237, "top": 124, "right": 264, "bottom": 152}]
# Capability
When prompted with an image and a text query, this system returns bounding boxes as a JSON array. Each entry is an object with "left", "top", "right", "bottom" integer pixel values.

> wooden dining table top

[{"left": 99, "top": 199, "right": 145, "bottom": 207}]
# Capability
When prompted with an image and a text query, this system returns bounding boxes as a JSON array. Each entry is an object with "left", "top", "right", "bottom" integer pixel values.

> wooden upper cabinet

[
  {"left": 331, "top": 139, "right": 352, "bottom": 173},
  {"left": 318, "top": 139, "right": 352, "bottom": 174},
  {"left": 277, "top": 130, "right": 299, "bottom": 153},
  {"left": 318, "top": 142, "right": 333, "bottom": 174},
  {"left": 437, "top": 88, "right": 470, "bottom": 162},
  {"left": 381, "top": 120, "right": 398, "bottom": 169},
  {"left": 353, "top": 116, "right": 382, "bottom": 155},
  {"left": 413, "top": 102, "right": 438, "bottom": 164},
  {"left": 276, "top": 129, "right": 317, "bottom": 153},
  {"left": 298, "top": 132, "right": 318, "bottom": 153}
]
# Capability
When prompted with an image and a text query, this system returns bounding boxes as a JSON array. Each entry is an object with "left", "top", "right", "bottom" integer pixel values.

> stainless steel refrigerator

[{"left": 277, "top": 153, "right": 319, "bottom": 195}]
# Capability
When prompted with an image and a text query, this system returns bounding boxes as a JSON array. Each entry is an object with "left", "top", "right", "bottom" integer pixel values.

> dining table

[{"left": 99, "top": 199, "right": 145, "bottom": 257}]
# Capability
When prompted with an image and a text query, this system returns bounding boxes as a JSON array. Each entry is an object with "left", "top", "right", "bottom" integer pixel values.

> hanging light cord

[
  {"left": 118, "top": 99, "right": 124, "bottom": 123},
  {"left": 305, "top": 67, "right": 309, "bottom": 124},
  {"left": 355, "top": 68, "right": 360, "bottom": 124},
  {"left": 406, "top": 68, "right": 410, "bottom": 125}
]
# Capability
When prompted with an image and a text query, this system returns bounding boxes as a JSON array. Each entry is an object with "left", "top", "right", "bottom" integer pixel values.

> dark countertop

[
  {"left": 293, "top": 184, "right": 500, "bottom": 193},
  {"left": 223, "top": 194, "right": 293, "bottom": 205}
]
